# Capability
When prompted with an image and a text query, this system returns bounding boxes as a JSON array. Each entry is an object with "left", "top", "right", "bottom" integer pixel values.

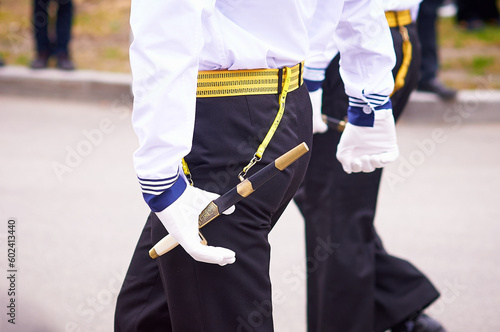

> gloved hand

[
  {"left": 155, "top": 184, "right": 236, "bottom": 266},
  {"left": 337, "top": 107, "right": 399, "bottom": 173},
  {"left": 309, "top": 88, "right": 328, "bottom": 134}
]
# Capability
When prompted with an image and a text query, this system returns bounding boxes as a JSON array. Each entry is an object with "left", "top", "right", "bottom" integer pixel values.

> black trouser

[
  {"left": 32, "top": 0, "right": 73, "bottom": 55},
  {"left": 416, "top": 0, "right": 443, "bottom": 83},
  {"left": 294, "top": 22, "right": 440, "bottom": 332},
  {"left": 456, "top": 0, "right": 500, "bottom": 22},
  {"left": 115, "top": 83, "right": 313, "bottom": 332}
]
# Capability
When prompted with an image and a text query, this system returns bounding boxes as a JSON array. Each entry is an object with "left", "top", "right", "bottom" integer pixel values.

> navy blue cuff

[
  {"left": 143, "top": 178, "right": 187, "bottom": 212},
  {"left": 347, "top": 100, "right": 392, "bottom": 127},
  {"left": 304, "top": 79, "right": 322, "bottom": 92}
]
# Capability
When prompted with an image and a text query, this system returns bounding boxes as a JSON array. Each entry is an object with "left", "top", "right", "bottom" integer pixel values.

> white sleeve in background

[
  {"left": 335, "top": 0, "right": 396, "bottom": 99},
  {"left": 130, "top": 0, "right": 211, "bottom": 193},
  {"left": 304, "top": 0, "right": 343, "bottom": 83},
  {"left": 305, "top": 0, "right": 395, "bottom": 100}
]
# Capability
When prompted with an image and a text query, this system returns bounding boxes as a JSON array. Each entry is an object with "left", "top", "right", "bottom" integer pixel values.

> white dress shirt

[{"left": 130, "top": 0, "right": 395, "bottom": 209}]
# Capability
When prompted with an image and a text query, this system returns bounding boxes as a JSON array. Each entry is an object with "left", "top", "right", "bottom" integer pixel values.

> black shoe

[
  {"left": 56, "top": 53, "right": 75, "bottom": 70},
  {"left": 414, "top": 314, "right": 447, "bottom": 332},
  {"left": 392, "top": 313, "right": 446, "bottom": 332},
  {"left": 30, "top": 52, "right": 50, "bottom": 69},
  {"left": 417, "top": 78, "right": 458, "bottom": 101}
]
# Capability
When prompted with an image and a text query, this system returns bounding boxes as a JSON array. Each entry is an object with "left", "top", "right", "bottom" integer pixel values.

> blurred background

[
  {"left": 0, "top": 0, "right": 130, "bottom": 72},
  {"left": 0, "top": 1, "right": 500, "bottom": 332}
]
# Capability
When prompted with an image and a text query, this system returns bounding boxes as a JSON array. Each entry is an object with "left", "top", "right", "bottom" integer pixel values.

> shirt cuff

[
  {"left": 347, "top": 98, "right": 392, "bottom": 127},
  {"left": 304, "top": 79, "right": 323, "bottom": 92},
  {"left": 303, "top": 66, "right": 326, "bottom": 85},
  {"left": 138, "top": 168, "right": 187, "bottom": 212}
]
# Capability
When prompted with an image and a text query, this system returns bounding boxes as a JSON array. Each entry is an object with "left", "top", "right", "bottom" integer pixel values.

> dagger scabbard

[{"left": 149, "top": 142, "right": 309, "bottom": 259}]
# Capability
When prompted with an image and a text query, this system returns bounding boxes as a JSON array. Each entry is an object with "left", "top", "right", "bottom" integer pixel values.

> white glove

[
  {"left": 337, "top": 108, "right": 399, "bottom": 173},
  {"left": 155, "top": 185, "right": 236, "bottom": 266},
  {"left": 309, "top": 89, "right": 328, "bottom": 134}
]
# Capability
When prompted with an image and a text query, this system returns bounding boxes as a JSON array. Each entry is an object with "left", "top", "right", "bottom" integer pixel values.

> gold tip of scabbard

[
  {"left": 338, "top": 118, "right": 347, "bottom": 132},
  {"left": 275, "top": 142, "right": 309, "bottom": 171},
  {"left": 149, "top": 248, "right": 159, "bottom": 259}
]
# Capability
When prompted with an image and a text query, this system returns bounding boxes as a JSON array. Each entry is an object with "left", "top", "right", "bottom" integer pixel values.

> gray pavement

[{"left": 1, "top": 68, "right": 500, "bottom": 332}]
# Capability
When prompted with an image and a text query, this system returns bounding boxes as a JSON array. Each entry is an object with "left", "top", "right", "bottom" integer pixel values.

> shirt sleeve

[
  {"left": 304, "top": 0, "right": 343, "bottom": 85},
  {"left": 129, "top": 0, "right": 209, "bottom": 211},
  {"left": 305, "top": 0, "right": 396, "bottom": 119},
  {"left": 335, "top": 0, "right": 395, "bottom": 100}
]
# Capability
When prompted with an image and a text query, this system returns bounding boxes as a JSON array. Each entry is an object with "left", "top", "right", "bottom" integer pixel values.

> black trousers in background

[
  {"left": 294, "top": 22, "right": 440, "bottom": 332},
  {"left": 456, "top": 0, "right": 500, "bottom": 22},
  {"left": 416, "top": 0, "right": 444, "bottom": 83},
  {"left": 115, "top": 83, "right": 313, "bottom": 332},
  {"left": 33, "top": 0, "right": 73, "bottom": 55}
]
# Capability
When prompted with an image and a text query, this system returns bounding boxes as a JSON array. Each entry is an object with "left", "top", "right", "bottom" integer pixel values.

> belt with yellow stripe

[
  {"left": 196, "top": 62, "right": 303, "bottom": 98},
  {"left": 385, "top": 9, "right": 412, "bottom": 28}
]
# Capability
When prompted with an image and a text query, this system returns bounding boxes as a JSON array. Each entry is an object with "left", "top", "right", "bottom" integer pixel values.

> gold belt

[
  {"left": 196, "top": 62, "right": 303, "bottom": 98},
  {"left": 385, "top": 10, "right": 412, "bottom": 28}
]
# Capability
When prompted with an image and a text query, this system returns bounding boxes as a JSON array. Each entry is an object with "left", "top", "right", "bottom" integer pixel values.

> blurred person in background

[
  {"left": 294, "top": 1, "right": 447, "bottom": 331},
  {"left": 456, "top": 0, "right": 500, "bottom": 30},
  {"left": 416, "top": 0, "right": 457, "bottom": 100},
  {"left": 30, "top": 0, "right": 75, "bottom": 70}
]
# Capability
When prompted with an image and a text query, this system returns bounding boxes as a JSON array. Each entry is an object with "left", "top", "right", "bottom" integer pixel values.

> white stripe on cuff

[{"left": 138, "top": 171, "right": 179, "bottom": 195}]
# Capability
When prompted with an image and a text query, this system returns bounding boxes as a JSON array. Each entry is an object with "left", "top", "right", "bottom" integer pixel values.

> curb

[
  {"left": 0, "top": 66, "right": 132, "bottom": 103},
  {"left": 1, "top": 65, "right": 499, "bottom": 123},
  {"left": 402, "top": 89, "right": 500, "bottom": 124}
]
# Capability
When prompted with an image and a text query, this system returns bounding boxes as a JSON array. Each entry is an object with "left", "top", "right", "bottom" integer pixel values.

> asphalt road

[{"left": 0, "top": 94, "right": 499, "bottom": 332}]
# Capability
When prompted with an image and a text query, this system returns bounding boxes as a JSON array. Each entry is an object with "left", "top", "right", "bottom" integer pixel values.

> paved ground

[{"left": 0, "top": 91, "right": 499, "bottom": 332}]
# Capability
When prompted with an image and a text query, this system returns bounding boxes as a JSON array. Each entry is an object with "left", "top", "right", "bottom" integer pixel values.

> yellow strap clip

[
  {"left": 238, "top": 66, "right": 291, "bottom": 181},
  {"left": 181, "top": 158, "right": 193, "bottom": 186}
]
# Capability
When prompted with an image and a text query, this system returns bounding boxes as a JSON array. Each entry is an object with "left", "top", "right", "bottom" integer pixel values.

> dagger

[
  {"left": 322, "top": 114, "right": 346, "bottom": 132},
  {"left": 149, "top": 142, "right": 310, "bottom": 259}
]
